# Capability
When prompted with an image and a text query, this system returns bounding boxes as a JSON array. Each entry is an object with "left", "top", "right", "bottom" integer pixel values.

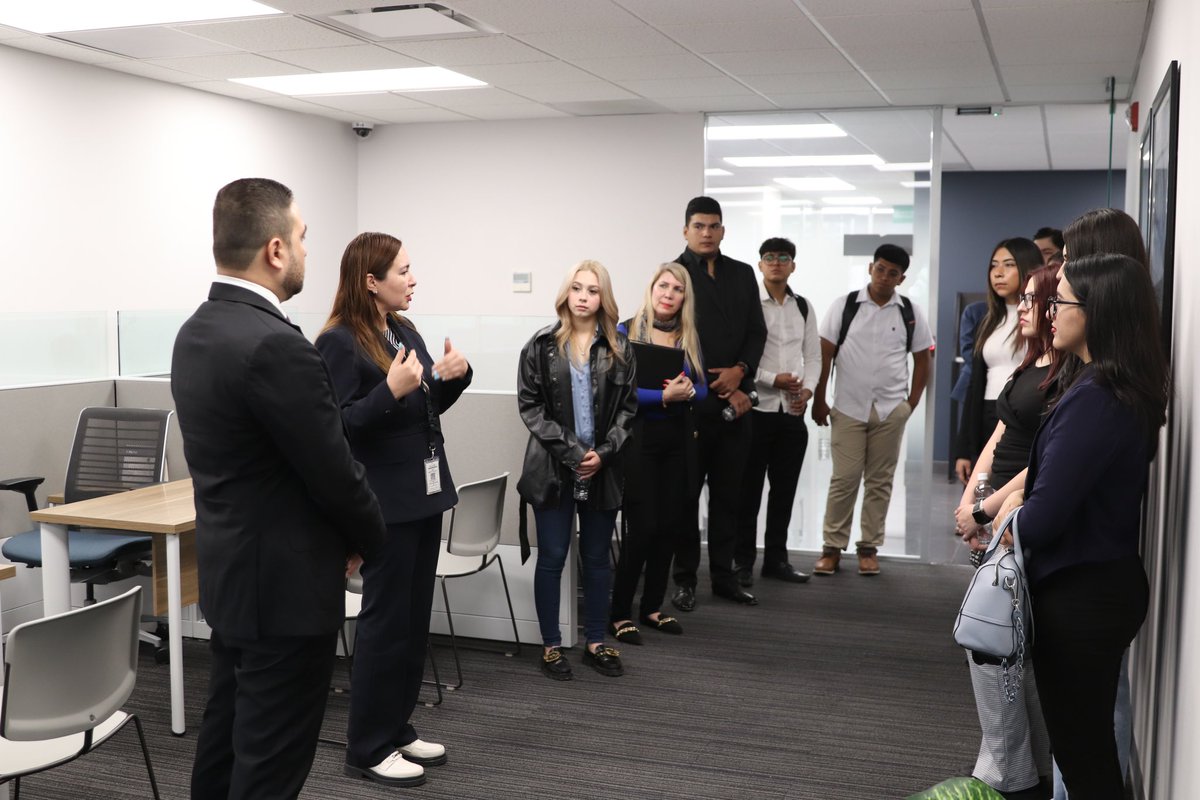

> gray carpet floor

[{"left": 14, "top": 561, "right": 981, "bottom": 799}]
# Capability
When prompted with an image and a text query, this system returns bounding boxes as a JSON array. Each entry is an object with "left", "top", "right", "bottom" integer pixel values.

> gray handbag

[{"left": 953, "top": 508, "right": 1031, "bottom": 702}]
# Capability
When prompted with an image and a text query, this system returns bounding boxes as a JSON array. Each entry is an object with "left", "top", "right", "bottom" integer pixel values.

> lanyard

[{"left": 384, "top": 324, "right": 441, "bottom": 457}]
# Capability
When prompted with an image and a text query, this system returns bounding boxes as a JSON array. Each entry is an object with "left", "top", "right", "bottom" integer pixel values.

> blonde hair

[
  {"left": 553, "top": 260, "right": 625, "bottom": 362},
  {"left": 628, "top": 263, "right": 704, "bottom": 376}
]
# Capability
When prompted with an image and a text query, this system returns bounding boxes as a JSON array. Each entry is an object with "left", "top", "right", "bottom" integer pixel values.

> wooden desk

[{"left": 30, "top": 479, "right": 196, "bottom": 735}]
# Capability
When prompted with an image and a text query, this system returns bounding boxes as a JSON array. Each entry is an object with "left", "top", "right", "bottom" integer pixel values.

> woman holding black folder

[{"left": 609, "top": 263, "right": 708, "bottom": 644}]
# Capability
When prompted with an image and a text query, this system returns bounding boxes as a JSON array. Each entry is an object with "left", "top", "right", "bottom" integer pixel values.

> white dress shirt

[
  {"left": 754, "top": 281, "right": 821, "bottom": 414},
  {"left": 212, "top": 274, "right": 288, "bottom": 319},
  {"left": 981, "top": 304, "right": 1023, "bottom": 400},
  {"left": 818, "top": 287, "right": 934, "bottom": 423}
]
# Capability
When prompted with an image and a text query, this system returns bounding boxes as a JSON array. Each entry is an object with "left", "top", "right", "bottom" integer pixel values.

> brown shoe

[
  {"left": 813, "top": 547, "right": 841, "bottom": 575},
  {"left": 857, "top": 547, "right": 880, "bottom": 576}
]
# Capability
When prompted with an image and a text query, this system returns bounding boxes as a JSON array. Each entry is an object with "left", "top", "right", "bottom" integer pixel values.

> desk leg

[
  {"left": 167, "top": 534, "right": 186, "bottom": 735},
  {"left": 39, "top": 522, "right": 71, "bottom": 616}
]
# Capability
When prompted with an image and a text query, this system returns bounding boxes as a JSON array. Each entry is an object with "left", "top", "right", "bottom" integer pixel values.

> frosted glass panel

[
  {"left": 0, "top": 312, "right": 109, "bottom": 386},
  {"left": 118, "top": 310, "right": 190, "bottom": 376}
]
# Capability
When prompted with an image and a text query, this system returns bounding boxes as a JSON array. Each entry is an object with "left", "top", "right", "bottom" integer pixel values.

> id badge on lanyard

[{"left": 420, "top": 380, "right": 442, "bottom": 495}]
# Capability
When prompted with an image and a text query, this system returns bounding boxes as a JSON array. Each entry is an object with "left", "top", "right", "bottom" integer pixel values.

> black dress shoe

[
  {"left": 734, "top": 565, "right": 754, "bottom": 587},
  {"left": 671, "top": 586, "right": 696, "bottom": 612},
  {"left": 761, "top": 561, "right": 811, "bottom": 583},
  {"left": 712, "top": 585, "right": 758, "bottom": 605},
  {"left": 583, "top": 645, "right": 624, "bottom": 677}
]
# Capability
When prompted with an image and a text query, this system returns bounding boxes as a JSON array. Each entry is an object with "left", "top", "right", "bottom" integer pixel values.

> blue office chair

[{"left": 0, "top": 407, "right": 172, "bottom": 658}]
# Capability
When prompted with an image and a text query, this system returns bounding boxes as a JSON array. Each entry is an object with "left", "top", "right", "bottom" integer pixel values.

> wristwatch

[{"left": 971, "top": 500, "right": 993, "bottom": 525}]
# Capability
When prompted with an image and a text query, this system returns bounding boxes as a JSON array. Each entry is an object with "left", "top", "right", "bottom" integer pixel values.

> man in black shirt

[{"left": 671, "top": 196, "right": 768, "bottom": 609}]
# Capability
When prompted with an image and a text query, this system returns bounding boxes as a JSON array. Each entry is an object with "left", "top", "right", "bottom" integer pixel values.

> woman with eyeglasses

[
  {"left": 608, "top": 263, "right": 707, "bottom": 645},
  {"left": 990, "top": 251, "right": 1168, "bottom": 799},
  {"left": 954, "top": 238, "right": 1042, "bottom": 485}
]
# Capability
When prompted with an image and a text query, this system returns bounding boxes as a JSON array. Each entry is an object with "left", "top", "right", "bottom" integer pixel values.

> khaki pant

[{"left": 821, "top": 401, "right": 911, "bottom": 550}]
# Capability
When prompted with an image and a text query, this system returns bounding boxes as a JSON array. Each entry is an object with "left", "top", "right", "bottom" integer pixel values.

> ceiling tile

[
  {"left": 304, "top": 93, "right": 437, "bottom": 114},
  {"left": 657, "top": 95, "right": 778, "bottom": 113},
  {"left": 179, "top": 16, "right": 363, "bottom": 52},
  {"left": 851, "top": 41, "right": 991, "bottom": 70},
  {"left": 617, "top": 75, "right": 758, "bottom": 98},
  {"left": 518, "top": 26, "right": 685, "bottom": 60},
  {"left": 992, "top": 35, "right": 1140, "bottom": 66},
  {"left": 804, "top": 0, "right": 972, "bottom": 13},
  {"left": 614, "top": 0, "right": 808, "bottom": 25},
  {"left": 504, "top": 81, "right": 639, "bottom": 103},
  {"left": 570, "top": 53, "right": 722, "bottom": 81},
  {"left": 181, "top": 80, "right": 280, "bottom": 100},
  {"left": 0, "top": 24, "right": 28, "bottom": 39},
  {"left": 872, "top": 66, "right": 999, "bottom": 90},
  {"left": 743, "top": 72, "right": 874, "bottom": 94},
  {"left": 1002, "top": 62, "right": 1133, "bottom": 87},
  {"left": 706, "top": 49, "right": 853, "bottom": 76},
  {"left": 819, "top": 10, "right": 983, "bottom": 47},
  {"left": 409, "top": 87, "right": 533, "bottom": 108},
  {"left": 270, "top": 44, "right": 427, "bottom": 71},
  {"left": 255, "top": 95, "right": 362, "bottom": 118},
  {"left": 384, "top": 35, "right": 554, "bottom": 66},
  {"left": 145, "top": 53, "right": 309, "bottom": 80},
  {"left": 885, "top": 86, "right": 1005, "bottom": 105},
  {"left": 466, "top": 103, "right": 570, "bottom": 119},
  {"left": 371, "top": 107, "right": 476, "bottom": 123},
  {"left": 249, "top": 1, "right": 353, "bottom": 13},
  {"left": 764, "top": 90, "right": 888, "bottom": 110},
  {"left": 1007, "top": 83, "right": 1130, "bottom": 103},
  {"left": 982, "top": 2, "right": 1149, "bottom": 41},
  {"left": 103, "top": 60, "right": 208, "bottom": 83},
  {"left": 5, "top": 36, "right": 125, "bottom": 64},
  {"left": 436, "top": 0, "right": 641, "bottom": 34},
  {"left": 52, "top": 27, "right": 238, "bottom": 59},
  {"left": 658, "top": 20, "right": 829, "bottom": 53},
  {"left": 451, "top": 60, "right": 596, "bottom": 85}
]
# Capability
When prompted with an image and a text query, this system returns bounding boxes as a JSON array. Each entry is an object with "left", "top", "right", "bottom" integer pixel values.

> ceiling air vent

[{"left": 326, "top": 4, "right": 495, "bottom": 40}]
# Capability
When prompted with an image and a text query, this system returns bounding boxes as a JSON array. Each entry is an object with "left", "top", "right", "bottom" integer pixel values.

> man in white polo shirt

[{"left": 810, "top": 244, "right": 932, "bottom": 576}]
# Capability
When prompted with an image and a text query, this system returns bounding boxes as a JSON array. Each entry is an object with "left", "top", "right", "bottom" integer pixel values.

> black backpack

[
  {"left": 786, "top": 287, "right": 809, "bottom": 321},
  {"left": 834, "top": 291, "right": 915, "bottom": 359}
]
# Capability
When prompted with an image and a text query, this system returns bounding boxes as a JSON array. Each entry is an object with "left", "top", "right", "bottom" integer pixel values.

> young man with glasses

[
  {"left": 734, "top": 237, "right": 820, "bottom": 588},
  {"left": 810, "top": 244, "right": 933, "bottom": 576}
]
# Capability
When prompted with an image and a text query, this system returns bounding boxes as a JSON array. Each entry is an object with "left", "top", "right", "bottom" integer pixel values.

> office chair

[
  {"left": 0, "top": 407, "right": 172, "bottom": 660},
  {"left": 427, "top": 472, "right": 520, "bottom": 692},
  {"left": 0, "top": 585, "right": 160, "bottom": 799}
]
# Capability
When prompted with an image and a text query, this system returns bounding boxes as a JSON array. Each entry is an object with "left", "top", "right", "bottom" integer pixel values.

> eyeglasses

[
  {"left": 1047, "top": 295, "right": 1085, "bottom": 319},
  {"left": 1017, "top": 293, "right": 1036, "bottom": 309},
  {"left": 761, "top": 253, "right": 793, "bottom": 264}
]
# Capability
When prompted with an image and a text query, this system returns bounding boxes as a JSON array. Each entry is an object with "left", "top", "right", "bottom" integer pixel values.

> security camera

[{"left": 351, "top": 121, "right": 375, "bottom": 139}]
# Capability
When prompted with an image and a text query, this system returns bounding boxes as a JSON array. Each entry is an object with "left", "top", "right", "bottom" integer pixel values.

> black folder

[{"left": 630, "top": 341, "right": 686, "bottom": 390}]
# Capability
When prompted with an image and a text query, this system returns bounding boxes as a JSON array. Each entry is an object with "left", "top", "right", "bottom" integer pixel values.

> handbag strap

[{"left": 981, "top": 506, "right": 1025, "bottom": 575}]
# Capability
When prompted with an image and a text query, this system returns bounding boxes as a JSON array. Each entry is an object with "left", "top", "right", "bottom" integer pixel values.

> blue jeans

[
  {"left": 533, "top": 497, "right": 617, "bottom": 647},
  {"left": 1052, "top": 649, "right": 1132, "bottom": 799}
]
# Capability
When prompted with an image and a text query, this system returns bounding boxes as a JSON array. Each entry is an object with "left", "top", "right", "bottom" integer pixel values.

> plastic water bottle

[
  {"left": 973, "top": 473, "right": 995, "bottom": 547},
  {"left": 817, "top": 431, "right": 831, "bottom": 461},
  {"left": 722, "top": 388, "right": 760, "bottom": 421}
]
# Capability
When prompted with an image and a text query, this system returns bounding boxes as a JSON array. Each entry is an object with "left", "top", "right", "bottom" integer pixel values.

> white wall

[
  {"left": 0, "top": 44, "right": 360, "bottom": 319},
  {"left": 1124, "top": 0, "right": 1199, "bottom": 796},
  {"left": 356, "top": 113, "right": 704, "bottom": 320}
]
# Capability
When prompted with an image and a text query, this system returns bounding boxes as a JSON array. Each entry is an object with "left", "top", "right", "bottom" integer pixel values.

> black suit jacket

[
  {"left": 171, "top": 283, "right": 387, "bottom": 640},
  {"left": 314, "top": 319, "right": 471, "bottom": 524}
]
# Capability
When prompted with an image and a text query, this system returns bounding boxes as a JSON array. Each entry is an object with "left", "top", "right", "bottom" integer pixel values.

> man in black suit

[{"left": 172, "top": 178, "right": 387, "bottom": 800}]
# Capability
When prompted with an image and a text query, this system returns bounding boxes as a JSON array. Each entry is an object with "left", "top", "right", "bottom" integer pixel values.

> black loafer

[
  {"left": 609, "top": 621, "right": 643, "bottom": 645},
  {"left": 761, "top": 562, "right": 811, "bottom": 584},
  {"left": 734, "top": 565, "right": 754, "bottom": 587},
  {"left": 671, "top": 586, "right": 696, "bottom": 612},
  {"left": 540, "top": 647, "right": 573, "bottom": 681},
  {"left": 712, "top": 585, "right": 759, "bottom": 605},
  {"left": 583, "top": 645, "right": 624, "bottom": 677},
  {"left": 641, "top": 614, "right": 683, "bottom": 635}
]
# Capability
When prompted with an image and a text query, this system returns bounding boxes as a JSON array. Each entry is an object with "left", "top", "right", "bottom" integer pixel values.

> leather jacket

[{"left": 516, "top": 322, "right": 637, "bottom": 559}]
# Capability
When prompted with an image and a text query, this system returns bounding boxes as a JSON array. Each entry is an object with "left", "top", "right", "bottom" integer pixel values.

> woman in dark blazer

[{"left": 316, "top": 232, "right": 471, "bottom": 788}]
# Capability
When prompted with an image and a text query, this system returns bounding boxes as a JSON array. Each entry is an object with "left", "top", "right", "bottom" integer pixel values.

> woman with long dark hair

[
  {"left": 608, "top": 263, "right": 707, "bottom": 644},
  {"left": 954, "top": 238, "right": 1041, "bottom": 484},
  {"left": 997, "top": 253, "right": 1168, "bottom": 799},
  {"left": 316, "top": 232, "right": 472, "bottom": 788},
  {"left": 517, "top": 260, "right": 637, "bottom": 680}
]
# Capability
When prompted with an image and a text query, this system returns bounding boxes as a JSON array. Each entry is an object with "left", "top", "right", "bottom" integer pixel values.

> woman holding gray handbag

[{"left": 992, "top": 252, "right": 1168, "bottom": 799}]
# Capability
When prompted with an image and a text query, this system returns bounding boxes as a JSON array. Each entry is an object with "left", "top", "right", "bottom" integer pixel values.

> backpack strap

[
  {"left": 899, "top": 295, "right": 916, "bottom": 353},
  {"left": 833, "top": 291, "right": 860, "bottom": 360},
  {"left": 785, "top": 287, "right": 809, "bottom": 321}
]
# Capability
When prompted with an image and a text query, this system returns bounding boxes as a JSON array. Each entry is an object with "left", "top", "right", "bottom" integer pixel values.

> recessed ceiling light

[
  {"left": 876, "top": 161, "right": 932, "bottom": 172},
  {"left": 705, "top": 186, "right": 774, "bottom": 194},
  {"left": 0, "top": 1, "right": 281, "bottom": 34},
  {"left": 774, "top": 177, "right": 856, "bottom": 192},
  {"left": 901, "top": 180, "right": 932, "bottom": 188},
  {"left": 821, "top": 196, "right": 882, "bottom": 205},
  {"left": 726, "top": 155, "right": 884, "bottom": 168},
  {"left": 818, "top": 206, "right": 894, "bottom": 215},
  {"left": 231, "top": 67, "right": 486, "bottom": 95},
  {"left": 706, "top": 124, "right": 846, "bottom": 141},
  {"left": 704, "top": 168, "right": 733, "bottom": 177}
]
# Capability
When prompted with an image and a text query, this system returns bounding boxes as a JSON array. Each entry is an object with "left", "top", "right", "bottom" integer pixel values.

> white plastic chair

[
  {"left": 432, "top": 472, "right": 520, "bottom": 691},
  {"left": 0, "top": 585, "right": 159, "bottom": 799}
]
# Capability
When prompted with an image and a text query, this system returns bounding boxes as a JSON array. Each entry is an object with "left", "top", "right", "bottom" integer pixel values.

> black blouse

[{"left": 989, "top": 364, "right": 1051, "bottom": 487}]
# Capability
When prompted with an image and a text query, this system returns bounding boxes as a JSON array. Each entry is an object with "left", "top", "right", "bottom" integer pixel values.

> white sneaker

[
  {"left": 344, "top": 751, "right": 426, "bottom": 786},
  {"left": 398, "top": 738, "right": 447, "bottom": 765}
]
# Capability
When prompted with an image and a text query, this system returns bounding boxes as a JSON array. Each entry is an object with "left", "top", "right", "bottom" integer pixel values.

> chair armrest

[{"left": 0, "top": 476, "right": 44, "bottom": 512}]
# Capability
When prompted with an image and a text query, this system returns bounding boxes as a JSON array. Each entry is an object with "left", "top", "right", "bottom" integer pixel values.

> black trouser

[
  {"left": 611, "top": 415, "right": 689, "bottom": 621},
  {"left": 673, "top": 410, "right": 751, "bottom": 592},
  {"left": 1032, "top": 556, "right": 1148, "bottom": 800},
  {"left": 736, "top": 409, "right": 809, "bottom": 570},
  {"left": 347, "top": 515, "right": 442, "bottom": 769},
  {"left": 191, "top": 629, "right": 338, "bottom": 800}
]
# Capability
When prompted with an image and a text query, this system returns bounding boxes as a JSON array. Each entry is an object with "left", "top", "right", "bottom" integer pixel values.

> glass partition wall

[{"left": 704, "top": 109, "right": 940, "bottom": 562}]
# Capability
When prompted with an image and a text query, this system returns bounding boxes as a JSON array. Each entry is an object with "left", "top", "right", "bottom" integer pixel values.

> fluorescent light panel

[
  {"left": 726, "top": 154, "right": 883, "bottom": 168},
  {"left": 704, "top": 168, "right": 733, "bottom": 177},
  {"left": 0, "top": 0, "right": 282, "bottom": 33},
  {"left": 706, "top": 124, "right": 846, "bottom": 141},
  {"left": 817, "top": 206, "right": 894, "bottom": 215},
  {"left": 774, "top": 177, "right": 855, "bottom": 192},
  {"left": 231, "top": 67, "right": 486, "bottom": 95},
  {"left": 875, "top": 161, "right": 932, "bottom": 172},
  {"left": 820, "top": 196, "right": 882, "bottom": 205}
]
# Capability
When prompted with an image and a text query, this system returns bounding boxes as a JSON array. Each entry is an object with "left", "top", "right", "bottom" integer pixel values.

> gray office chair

[
  {"left": 0, "top": 585, "right": 160, "bottom": 799},
  {"left": 429, "top": 472, "right": 520, "bottom": 692},
  {"left": 0, "top": 406, "right": 173, "bottom": 660}
]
